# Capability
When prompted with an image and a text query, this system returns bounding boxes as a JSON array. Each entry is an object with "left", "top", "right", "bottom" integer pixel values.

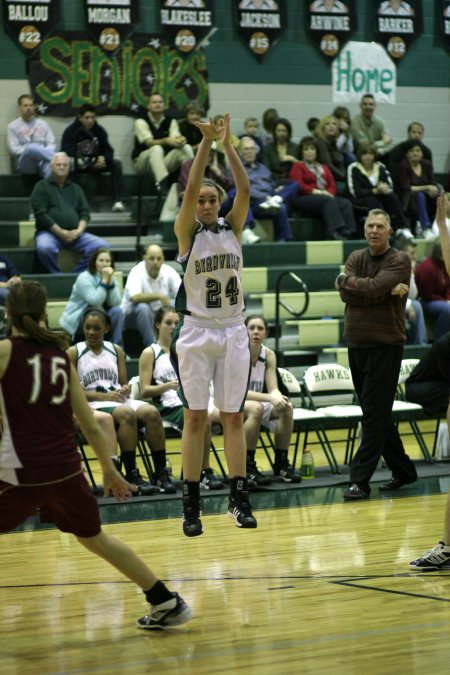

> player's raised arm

[
  {"left": 174, "top": 117, "right": 219, "bottom": 256},
  {"left": 219, "top": 114, "right": 250, "bottom": 236}
]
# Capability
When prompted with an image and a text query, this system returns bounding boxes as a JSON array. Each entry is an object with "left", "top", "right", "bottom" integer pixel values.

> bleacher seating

[{"left": 0, "top": 171, "right": 442, "bottom": 374}]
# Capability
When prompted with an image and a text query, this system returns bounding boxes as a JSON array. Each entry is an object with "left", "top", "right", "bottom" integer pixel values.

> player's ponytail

[{"left": 7, "top": 281, "right": 69, "bottom": 350}]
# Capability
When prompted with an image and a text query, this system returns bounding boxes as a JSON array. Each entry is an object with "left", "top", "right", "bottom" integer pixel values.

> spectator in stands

[
  {"left": 396, "top": 140, "right": 439, "bottom": 238},
  {"left": 389, "top": 121, "right": 433, "bottom": 179},
  {"left": 306, "top": 117, "right": 320, "bottom": 135},
  {"left": 139, "top": 306, "right": 224, "bottom": 491},
  {"left": 7, "top": 94, "right": 56, "bottom": 180},
  {"left": 315, "top": 114, "right": 346, "bottom": 183},
  {"left": 239, "top": 117, "right": 264, "bottom": 156},
  {"left": 178, "top": 101, "right": 204, "bottom": 153},
  {"left": 332, "top": 106, "right": 356, "bottom": 168},
  {"left": 238, "top": 136, "right": 299, "bottom": 242},
  {"left": 415, "top": 240, "right": 450, "bottom": 340},
  {"left": 347, "top": 144, "right": 411, "bottom": 237},
  {"left": 121, "top": 244, "right": 181, "bottom": 347},
  {"left": 289, "top": 136, "right": 357, "bottom": 240},
  {"left": 60, "top": 104, "right": 125, "bottom": 213},
  {"left": 59, "top": 247, "right": 123, "bottom": 346},
  {"left": 351, "top": 94, "right": 394, "bottom": 157},
  {"left": 68, "top": 306, "right": 175, "bottom": 494},
  {"left": 261, "top": 107, "right": 279, "bottom": 146},
  {"left": 132, "top": 92, "right": 193, "bottom": 194},
  {"left": 0, "top": 253, "right": 21, "bottom": 306},
  {"left": 30, "top": 152, "right": 109, "bottom": 274},
  {"left": 395, "top": 237, "right": 428, "bottom": 345},
  {"left": 262, "top": 117, "right": 300, "bottom": 182},
  {"left": 242, "top": 314, "right": 301, "bottom": 487}
]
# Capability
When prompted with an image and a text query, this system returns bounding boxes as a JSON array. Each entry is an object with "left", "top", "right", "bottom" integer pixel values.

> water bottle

[
  {"left": 300, "top": 448, "right": 315, "bottom": 479},
  {"left": 165, "top": 458, "right": 172, "bottom": 476}
]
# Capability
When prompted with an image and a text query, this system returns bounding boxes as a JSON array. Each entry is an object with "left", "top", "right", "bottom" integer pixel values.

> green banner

[{"left": 28, "top": 31, "right": 209, "bottom": 117}]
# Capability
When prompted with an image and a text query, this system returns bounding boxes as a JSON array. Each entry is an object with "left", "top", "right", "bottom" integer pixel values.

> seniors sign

[
  {"left": 332, "top": 41, "right": 396, "bottom": 104},
  {"left": 27, "top": 32, "right": 209, "bottom": 117}
]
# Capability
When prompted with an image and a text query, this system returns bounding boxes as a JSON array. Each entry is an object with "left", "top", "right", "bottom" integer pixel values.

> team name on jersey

[
  {"left": 195, "top": 253, "right": 241, "bottom": 274},
  {"left": 248, "top": 379, "right": 264, "bottom": 392},
  {"left": 158, "top": 369, "right": 177, "bottom": 383},
  {"left": 82, "top": 368, "right": 118, "bottom": 387}
]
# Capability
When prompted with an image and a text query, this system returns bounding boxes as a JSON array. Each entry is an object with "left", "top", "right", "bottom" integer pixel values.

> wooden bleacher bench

[
  {"left": 286, "top": 318, "right": 345, "bottom": 348},
  {"left": 242, "top": 264, "right": 344, "bottom": 295},
  {"left": 253, "top": 290, "right": 344, "bottom": 321}
]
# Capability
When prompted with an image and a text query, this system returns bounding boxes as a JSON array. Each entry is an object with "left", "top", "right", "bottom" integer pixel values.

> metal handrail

[{"left": 274, "top": 272, "right": 309, "bottom": 359}]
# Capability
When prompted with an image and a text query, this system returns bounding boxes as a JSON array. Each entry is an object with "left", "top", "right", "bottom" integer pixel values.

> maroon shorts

[{"left": 0, "top": 471, "right": 102, "bottom": 538}]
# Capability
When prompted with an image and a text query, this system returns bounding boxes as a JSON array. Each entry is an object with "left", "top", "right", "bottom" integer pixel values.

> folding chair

[
  {"left": 76, "top": 430, "right": 101, "bottom": 494},
  {"left": 262, "top": 367, "right": 345, "bottom": 474},
  {"left": 300, "top": 363, "right": 363, "bottom": 471},
  {"left": 393, "top": 358, "right": 435, "bottom": 463}
]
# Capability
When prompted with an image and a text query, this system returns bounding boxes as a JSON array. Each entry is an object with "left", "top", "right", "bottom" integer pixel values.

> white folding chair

[
  {"left": 275, "top": 367, "right": 344, "bottom": 474},
  {"left": 301, "top": 363, "right": 363, "bottom": 469},
  {"left": 393, "top": 359, "right": 433, "bottom": 462}
]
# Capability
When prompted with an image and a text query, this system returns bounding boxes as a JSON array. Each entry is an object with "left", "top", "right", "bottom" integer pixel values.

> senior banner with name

[
  {"left": 84, "top": 0, "right": 139, "bottom": 53},
  {"left": 440, "top": 0, "right": 450, "bottom": 51},
  {"left": 159, "top": 0, "right": 215, "bottom": 55},
  {"left": 306, "top": 0, "right": 357, "bottom": 60},
  {"left": 3, "top": 0, "right": 59, "bottom": 53},
  {"left": 234, "top": 0, "right": 286, "bottom": 60},
  {"left": 27, "top": 32, "right": 209, "bottom": 117},
  {"left": 375, "top": 0, "right": 422, "bottom": 60},
  {"left": 332, "top": 41, "right": 396, "bottom": 105}
]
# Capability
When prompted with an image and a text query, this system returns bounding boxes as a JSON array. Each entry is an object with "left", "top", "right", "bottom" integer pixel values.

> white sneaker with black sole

[
  {"left": 137, "top": 593, "right": 193, "bottom": 629},
  {"left": 227, "top": 498, "right": 257, "bottom": 528},
  {"left": 241, "top": 228, "right": 261, "bottom": 245},
  {"left": 410, "top": 541, "right": 450, "bottom": 570}
]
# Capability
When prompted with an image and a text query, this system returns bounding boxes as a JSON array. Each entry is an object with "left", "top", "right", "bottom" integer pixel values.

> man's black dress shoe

[
  {"left": 379, "top": 477, "right": 416, "bottom": 491},
  {"left": 343, "top": 483, "right": 370, "bottom": 501}
]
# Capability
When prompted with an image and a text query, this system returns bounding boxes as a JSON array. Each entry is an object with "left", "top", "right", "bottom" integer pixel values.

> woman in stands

[
  {"left": 139, "top": 306, "right": 223, "bottom": 491},
  {"left": 347, "top": 144, "right": 411, "bottom": 237},
  {"left": 396, "top": 139, "right": 440, "bottom": 238},
  {"left": 262, "top": 117, "right": 300, "bottom": 183},
  {"left": 59, "top": 247, "right": 123, "bottom": 345},
  {"left": 67, "top": 306, "right": 175, "bottom": 494},
  {"left": 0, "top": 281, "right": 191, "bottom": 629},
  {"left": 289, "top": 136, "right": 357, "bottom": 240},
  {"left": 315, "top": 114, "right": 346, "bottom": 182},
  {"left": 332, "top": 106, "right": 356, "bottom": 168}
]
